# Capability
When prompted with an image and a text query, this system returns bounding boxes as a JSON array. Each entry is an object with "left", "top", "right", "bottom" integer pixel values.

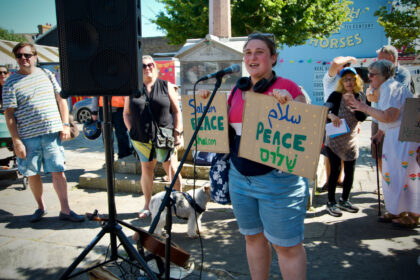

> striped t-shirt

[{"left": 2, "top": 68, "right": 63, "bottom": 139}]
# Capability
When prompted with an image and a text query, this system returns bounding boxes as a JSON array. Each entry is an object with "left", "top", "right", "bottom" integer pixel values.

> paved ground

[{"left": 0, "top": 121, "right": 419, "bottom": 279}]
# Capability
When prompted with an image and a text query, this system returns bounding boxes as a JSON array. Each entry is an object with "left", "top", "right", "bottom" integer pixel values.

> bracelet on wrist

[
  {"left": 63, "top": 123, "right": 70, "bottom": 127},
  {"left": 174, "top": 128, "right": 183, "bottom": 135}
]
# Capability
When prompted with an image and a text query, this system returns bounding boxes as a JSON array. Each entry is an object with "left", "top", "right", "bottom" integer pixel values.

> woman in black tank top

[{"left": 123, "top": 55, "right": 183, "bottom": 219}]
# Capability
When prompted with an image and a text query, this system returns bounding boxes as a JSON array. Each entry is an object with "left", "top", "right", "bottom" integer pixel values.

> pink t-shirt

[{"left": 227, "top": 77, "right": 302, "bottom": 128}]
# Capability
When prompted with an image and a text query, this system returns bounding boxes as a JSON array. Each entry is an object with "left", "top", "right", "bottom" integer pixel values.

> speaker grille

[
  {"left": 67, "top": 21, "right": 98, "bottom": 60},
  {"left": 55, "top": 0, "right": 141, "bottom": 97},
  {"left": 89, "top": 0, "right": 128, "bottom": 27},
  {"left": 91, "top": 50, "right": 129, "bottom": 89}
]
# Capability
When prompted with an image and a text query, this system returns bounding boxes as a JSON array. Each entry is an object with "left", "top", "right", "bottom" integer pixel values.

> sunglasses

[
  {"left": 15, "top": 53, "right": 34, "bottom": 59},
  {"left": 0, "top": 71, "right": 8, "bottom": 75},
  {"left": 248, "top": 33, "right": 276, "bottom": 43},
  {"left": 343, "top": 78, "right": 356, "bottom": 83},
  {"left": 143, "top": 63, "right": 154, "bottom": 69}
]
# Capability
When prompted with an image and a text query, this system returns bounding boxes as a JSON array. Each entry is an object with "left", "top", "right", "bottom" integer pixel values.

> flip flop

[
  {"left": 138, "top": 209, "right": 151, "bottom": 219},
  {"left": 392, "top": 215, "right": 419, "bottom": 229},
  {"left": 377, "top": 212, "right": 399, "bottom": 223}
]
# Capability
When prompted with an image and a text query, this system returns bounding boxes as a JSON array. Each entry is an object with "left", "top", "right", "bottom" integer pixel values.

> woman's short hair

[
  {"left": 12, "top": 42, "right": 37, "bottom": 56},
  {"left": 336, "top": 73, "right": 364, "bottom": 94},
  {"left": 369, "top": 59, "right": 395, "bottom": 80},
  {"left": 244, "top": 33, "right": 277, "bottom": 66}
]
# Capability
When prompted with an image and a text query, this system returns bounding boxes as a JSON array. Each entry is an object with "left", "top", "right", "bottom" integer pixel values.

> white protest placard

[
  {"left": 239, "top": 92, "right": 328, "bottom": 179},
  {"left": 181, "top": 94, "right": 230, "bottom": 153}
]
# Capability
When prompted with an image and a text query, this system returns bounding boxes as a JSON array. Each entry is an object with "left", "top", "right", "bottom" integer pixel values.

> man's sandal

[
  {"left": 377, "top": 212, "right": 400, "bottom": 223},
  {"left": 392, "top": 214, "right": 419, "bottom": 229}
]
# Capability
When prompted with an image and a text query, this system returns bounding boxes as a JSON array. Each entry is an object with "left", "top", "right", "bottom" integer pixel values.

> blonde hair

[
  {"left": 142, "top": 55, "right": 157, "bottom": 78},
  {"left": 336, "top": 73, "right": 364, "bottom": 94}
]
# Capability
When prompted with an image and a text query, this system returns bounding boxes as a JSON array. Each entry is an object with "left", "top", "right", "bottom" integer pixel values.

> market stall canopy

[{"left": 0, "top": 39, "right": 59, "bottom": 68}]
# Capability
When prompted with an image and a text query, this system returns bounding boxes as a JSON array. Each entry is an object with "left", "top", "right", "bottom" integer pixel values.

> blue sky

[{"left": 0, "top": 0, "right": 166, "bottom": 37}]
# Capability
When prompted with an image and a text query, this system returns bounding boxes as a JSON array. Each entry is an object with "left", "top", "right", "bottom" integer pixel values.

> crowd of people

[{"left": 0, "top": 38, "right": 419, "bottom": 279}]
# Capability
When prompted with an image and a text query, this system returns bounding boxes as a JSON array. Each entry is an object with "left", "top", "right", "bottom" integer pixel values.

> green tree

[
  {"left": 151, "top": 0, "right": 352, "bottom": 46},
  {"left": 0, "top": 27, "right": 28, "bottom": 42},
  {"left": 375, "top": 0, "right": 419, "bottom": 54}
]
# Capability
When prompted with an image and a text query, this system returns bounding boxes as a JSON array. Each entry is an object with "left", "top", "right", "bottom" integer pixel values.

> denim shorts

[
  {"left": 17, "top": 132, "right": 66, "bottom": 176},
  {"left": 131, "top": 140, "right": 173, "bottom": 163},
  {"left": 229, "top": 162, "right": 309, "bottom": 247}
]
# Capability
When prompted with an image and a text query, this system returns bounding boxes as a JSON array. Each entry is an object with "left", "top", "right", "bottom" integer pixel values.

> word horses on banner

[
  {"left": 239, "top": 92, "right": 328, "bottom": 179},
  {"left": 181, "top": 94, "right": 230, "bottom": 153}
]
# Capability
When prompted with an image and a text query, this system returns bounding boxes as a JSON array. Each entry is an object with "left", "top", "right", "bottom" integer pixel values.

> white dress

[{"left": 377, "top": 78, "right": 420, "bottom": 215}]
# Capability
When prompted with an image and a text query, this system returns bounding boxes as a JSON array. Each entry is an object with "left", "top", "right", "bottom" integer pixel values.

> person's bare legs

[
  {"left": 139, "top": 160, "right": 157, "bottom": 217},
  {"left": 273, "top": 242, "right": 307, "bottom": 280},
  {"left": 245, "top": 233, "right": 271, "bottom": 280},
  {"left": 28, "top": 174, "right": 45, "bottom": 210},
  {"left": 51, "top": 172, "right": 71, "bottom": 215},
  {"left": 338, "top": 161, "right": 344, "bottom": 185},
  {"left": 162, "top": 155, "right": 182, "bottom": 192}
]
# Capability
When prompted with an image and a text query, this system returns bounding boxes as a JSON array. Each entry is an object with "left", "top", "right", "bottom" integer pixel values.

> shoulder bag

[
  {"left": 144, "top": 92, "right": 175, "bottom": 150},
  {"left": 208, "top": 86, "right": 238, "bottom": 204}
]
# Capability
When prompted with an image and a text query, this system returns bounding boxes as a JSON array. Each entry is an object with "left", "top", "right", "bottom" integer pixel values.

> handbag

[
  {"left": 42, "top": 68, "right": 79, "bottom": 140},
  {"left": 67, "top": 115, "right": 79, "bottom": 139},
  {"left": 208, "top": 86, "right": 238, "bottom": 205},
  {"left": 209, "top": 153, "right": 231, "bottom": 204},
  {"left": 144, "top": 91, "right": 175, "bottom": 150}
]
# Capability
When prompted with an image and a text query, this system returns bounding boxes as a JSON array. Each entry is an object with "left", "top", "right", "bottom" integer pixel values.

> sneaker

[
  {"left": 327, "top": 202, "right": 342, "bottom": 217},
  {"left": 317, "top": 183, "right": 328, "bottom": 193},
  {"left": 338, "top": 198, "right": 359, "bottom": 213},
  {"left": 30, "top": 208, "right": 47, "bottom": 223},
  {"left": 59, "top": 210, "right": 85, "bottom": 222}
]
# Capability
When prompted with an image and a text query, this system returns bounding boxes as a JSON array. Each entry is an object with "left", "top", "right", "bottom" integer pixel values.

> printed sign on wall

[
  {"left": 181, "top": 94, "right": 230, "bottom": 153},
  {"left": 239, "top": 92, "right": 328, "bottom": 179}
]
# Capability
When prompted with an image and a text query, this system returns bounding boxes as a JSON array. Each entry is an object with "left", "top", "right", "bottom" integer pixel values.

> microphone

[{"left": 197, "top": 64, "right": 240, "bottom": 82}]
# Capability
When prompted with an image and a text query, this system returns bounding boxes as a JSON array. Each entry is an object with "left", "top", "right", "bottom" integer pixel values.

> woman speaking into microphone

[{"left": 200, "top": 33, "right": 309, "bottom": 280}]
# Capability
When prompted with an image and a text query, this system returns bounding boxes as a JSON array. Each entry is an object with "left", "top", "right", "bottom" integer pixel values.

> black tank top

[{"left": 129, "top": 79, "right": 173, "bottom": 143}]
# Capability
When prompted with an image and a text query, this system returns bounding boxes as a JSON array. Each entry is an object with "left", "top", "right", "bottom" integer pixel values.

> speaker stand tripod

[{"left": 60, "top": 96, "right": 157, "bottom": 280}]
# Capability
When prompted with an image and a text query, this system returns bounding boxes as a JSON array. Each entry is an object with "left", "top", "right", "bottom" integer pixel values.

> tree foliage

[
  {"left": 374, "top": 0, "right": 419, "bottom": 54},
  {"left": 151, "top": 0, "right": 352, "bottom": 46},
  {"left": 0, "top": 27, "right": 28, "bottom": 42}
]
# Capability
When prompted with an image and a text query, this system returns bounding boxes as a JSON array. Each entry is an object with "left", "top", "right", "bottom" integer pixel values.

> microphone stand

[{"left": 148, "top": 76, "right": 223, "bottom": 280}]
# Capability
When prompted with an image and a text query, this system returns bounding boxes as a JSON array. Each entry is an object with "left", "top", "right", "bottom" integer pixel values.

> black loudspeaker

[{"left": 55, "top": 0, "right": 142, "bottom": 97}]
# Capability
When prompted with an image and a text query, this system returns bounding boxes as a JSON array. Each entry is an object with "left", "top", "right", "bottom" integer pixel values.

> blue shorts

[
  {"left": 229, "top": 162, "right": 309, "bottom": 247},
  {"left": 131, "top": 140, "right": 173, "bottom": 163},
  {"left": 17, "top": 132, "right": 66, "bottom": 176}
]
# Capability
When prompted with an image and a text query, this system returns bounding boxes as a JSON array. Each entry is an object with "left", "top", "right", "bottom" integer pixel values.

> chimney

[
  {"left": 37, "top": 24, "right": 52, "bottom": 35},
  {"left": 209, "top": 0, "right": 231, "bottom": 38}
]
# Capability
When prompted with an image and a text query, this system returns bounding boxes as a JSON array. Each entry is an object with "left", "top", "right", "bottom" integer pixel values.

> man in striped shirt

[{"left": 3, "top": 42, "right": 84, "bottom": 223}]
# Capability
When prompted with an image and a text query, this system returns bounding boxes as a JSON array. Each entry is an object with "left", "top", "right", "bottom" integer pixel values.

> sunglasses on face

[
  {"left": 143, "top": 63, "right": 154, "bottom": 69},
  {"left": 0, "top": 71, "right": 8, "bottom": 75},
  {"left": 15, "top": 53, "right": 34, "bottom": 59},
  {"left": 343, "top": 78, "right": 356, "bottom": 83},
  {"left": 368, "top": 72, "right": 379, "bottom": 78}
]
